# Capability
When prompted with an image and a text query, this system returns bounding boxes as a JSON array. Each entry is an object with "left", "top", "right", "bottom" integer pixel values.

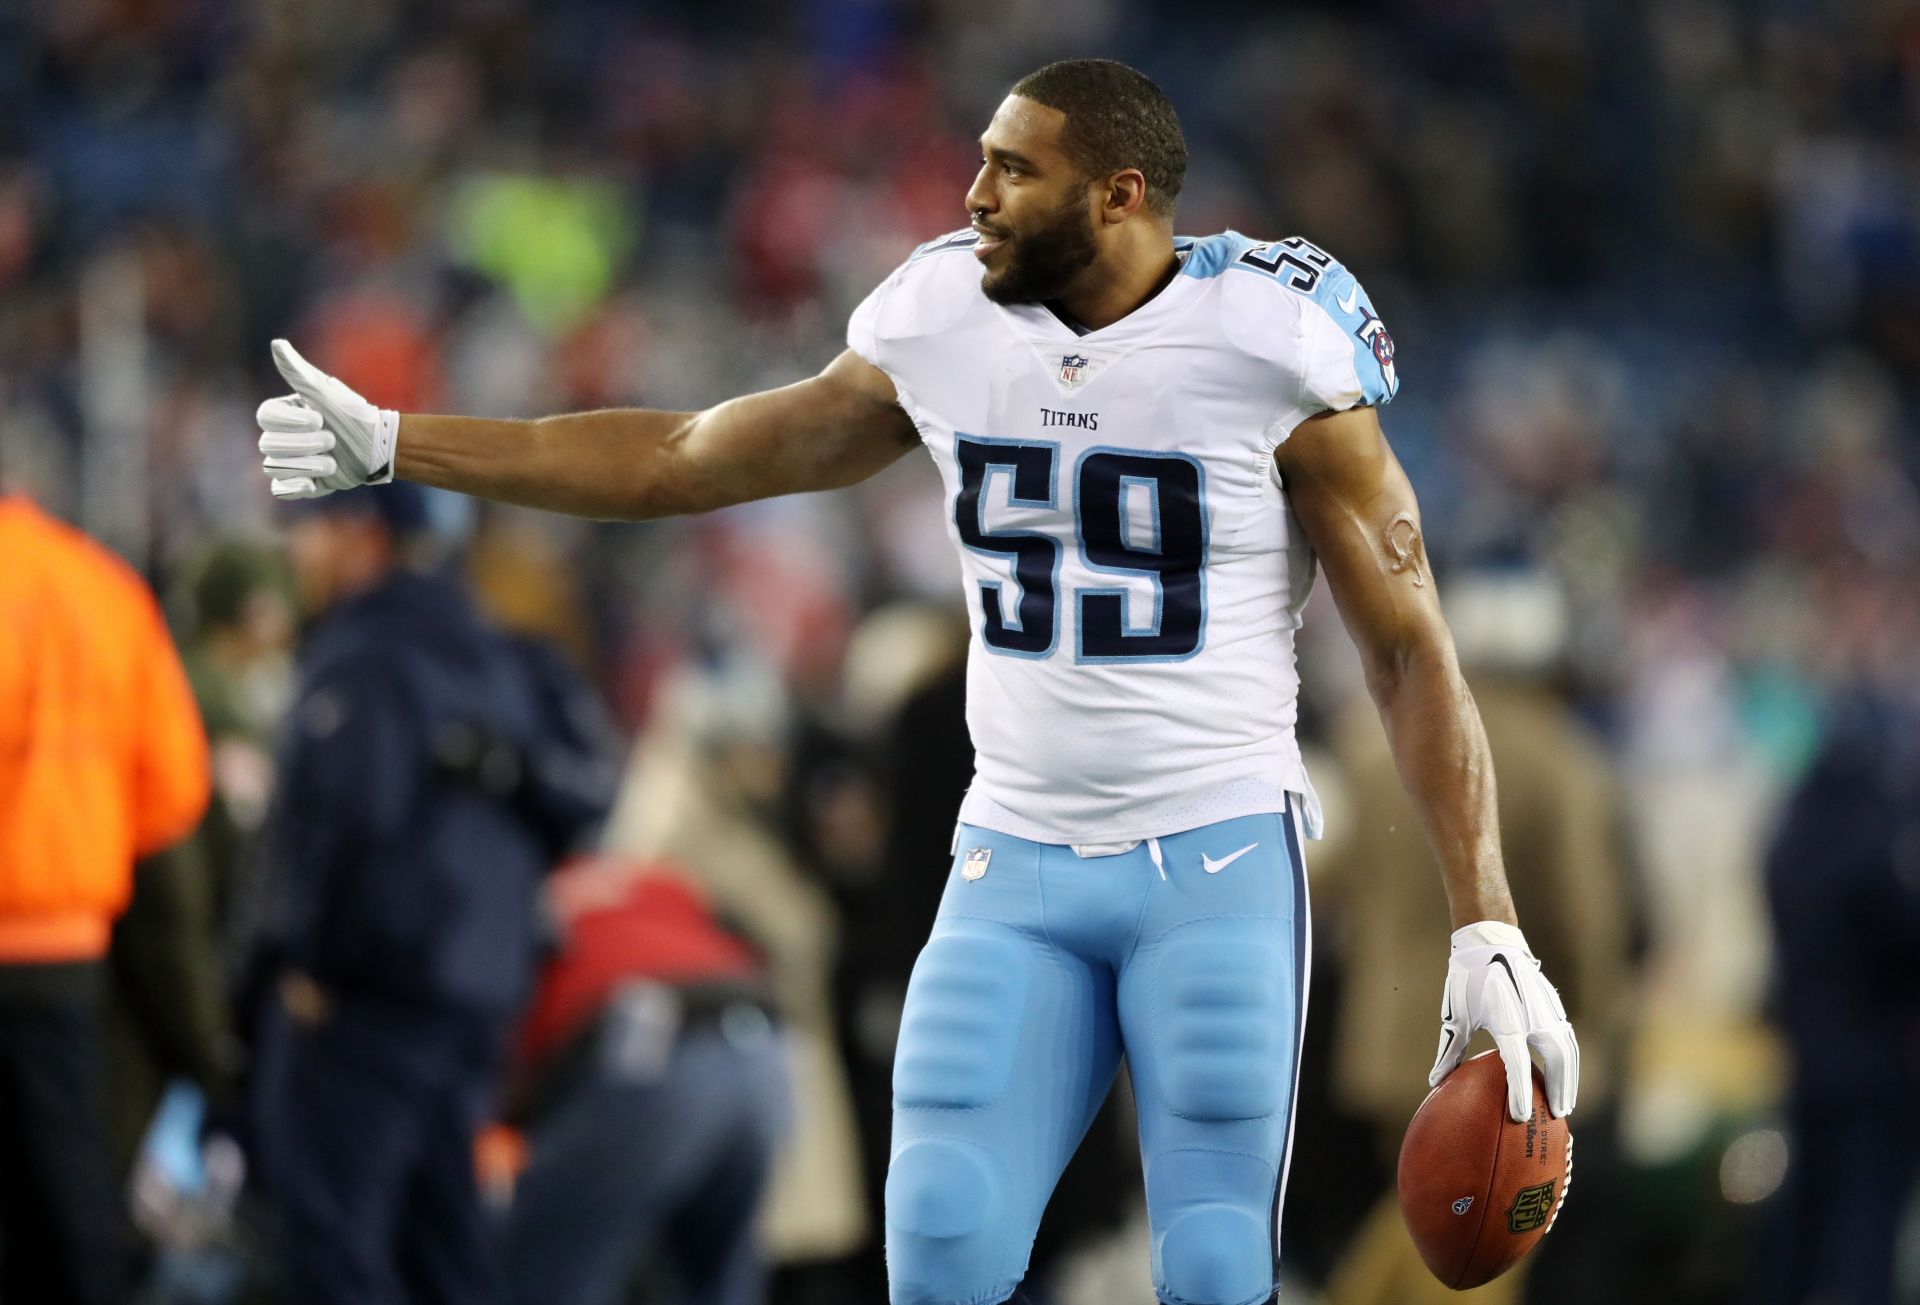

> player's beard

[{"left": 979, "top": 190, "right": 1099, "bottom": 306}]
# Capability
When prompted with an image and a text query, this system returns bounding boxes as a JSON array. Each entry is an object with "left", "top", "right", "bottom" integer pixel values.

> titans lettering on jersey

[{"left": 848, "top": 230, "right": 1399, "bottom": 844}]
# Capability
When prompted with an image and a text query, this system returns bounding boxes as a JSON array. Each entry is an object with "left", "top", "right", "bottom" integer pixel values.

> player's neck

[{"left": 1053, "top": 229, "right": 1179, "bottom": 332}]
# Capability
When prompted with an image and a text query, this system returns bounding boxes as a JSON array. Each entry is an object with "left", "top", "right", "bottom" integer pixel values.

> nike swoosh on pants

[{"left": 1201, "top": 843, "right": 1259, "bottom": 874}]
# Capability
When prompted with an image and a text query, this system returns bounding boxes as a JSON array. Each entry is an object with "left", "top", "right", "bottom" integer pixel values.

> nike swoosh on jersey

[
  {"left": 1336, "top": 283, "right": 1359, "bottom": 314},
  {"left": 1200, "top": 842, "right": 1259, "bottom": 874}
]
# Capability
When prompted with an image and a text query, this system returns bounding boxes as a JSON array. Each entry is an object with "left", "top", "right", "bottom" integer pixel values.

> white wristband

[
  {"left": 1451, "top": 920, "right": 1527, "bottom": 951},
  {"left": 368, "top": 409, "right": 400, "bottom": 484}
]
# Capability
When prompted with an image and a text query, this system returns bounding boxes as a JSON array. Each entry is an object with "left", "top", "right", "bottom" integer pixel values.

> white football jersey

[{"left": 848, "top": 230, "right": 1399, "bottom": 845}]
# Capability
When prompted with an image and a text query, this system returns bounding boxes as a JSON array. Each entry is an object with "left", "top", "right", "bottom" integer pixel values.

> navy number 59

[{"left": 954, "top": 436, "right": 1209, "bottom": 664}]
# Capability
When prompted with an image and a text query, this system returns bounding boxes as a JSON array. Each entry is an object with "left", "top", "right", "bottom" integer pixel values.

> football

[{"left": 1397, "top": 1050, "right": 1572, "bottom": 1290}]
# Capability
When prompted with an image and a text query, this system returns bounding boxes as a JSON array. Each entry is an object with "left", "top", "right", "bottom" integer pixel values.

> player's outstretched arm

[
  {"left": 1276, "top": 404, "right": 1578, "bottom": 1119},
  {"left": 257, "top": 343, "right": 921, "bottom": 521}
]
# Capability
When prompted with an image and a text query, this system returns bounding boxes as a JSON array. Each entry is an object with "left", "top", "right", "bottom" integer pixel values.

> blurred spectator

[
  {"left": 840, "top": 607, "right": 974, "bottom": 1253},
  {"left": 604, "top": 660, "right": 869, "bottom": 1283},
  {"left": 105, "top": 537, "right": 295, "bottom": 1176},
  {"left": 1757, "top": 692, "right": 1920, "bottom": 1305},
  {"left": 244, "top": 483, "right": 617, "bottom": 1305},
  {"left": 495, "top": 854, "right": 789, "bottom": 1305},
  {"left": 1316, "top": 570, "right": 1639, "bottom": 1305},
  {"left": 0, "top": 490, "right": 210, "bottom": 1305}
]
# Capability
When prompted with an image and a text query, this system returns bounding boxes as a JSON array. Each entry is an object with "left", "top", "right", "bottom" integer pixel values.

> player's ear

[{"left": 1101, "top": 169, "right": 1148, "bottom": 224}]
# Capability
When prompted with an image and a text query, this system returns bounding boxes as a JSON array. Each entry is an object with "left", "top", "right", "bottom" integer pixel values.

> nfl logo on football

[
  {"left": 962, "top": 847, "right": 992, "bottom": 881},
  {"left": 1058, "top": 353, "right": 1091, "bottom": 390}
]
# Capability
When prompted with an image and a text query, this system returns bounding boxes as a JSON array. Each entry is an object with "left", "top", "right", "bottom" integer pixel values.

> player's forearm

[
  {"left": 1364, "top": 637, "right": 1517, "bottom": 930},
  {"left": 396, "top": 408, "right": 710, "bottom": 521}
]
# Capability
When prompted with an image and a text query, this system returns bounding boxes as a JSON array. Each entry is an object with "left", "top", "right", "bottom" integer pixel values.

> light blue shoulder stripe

[
  {"left": 1303, "top": 256, "right": 1398, "bottom": 406},
  {"left": 1176, "top": 231, "right": 1260, "bottom": 280},
  {"left": 1181, "top": 230, "right": 1398, "bottom": 405}
]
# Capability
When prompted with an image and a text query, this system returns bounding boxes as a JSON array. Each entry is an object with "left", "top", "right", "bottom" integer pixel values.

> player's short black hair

[{"left": 1010, "top": 59, "right": 1186, "bottom": 219}]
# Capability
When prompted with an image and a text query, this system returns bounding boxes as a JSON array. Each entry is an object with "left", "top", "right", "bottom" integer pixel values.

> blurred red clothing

[
  {"left": 516, "top": 855, "right": 760, "bottom": 1069},
  {"left": 0, "top": 496, "right": 209, "bottom": 961},
  {"left": 308, "top": 288, "right": 442, "bottom": 412}
]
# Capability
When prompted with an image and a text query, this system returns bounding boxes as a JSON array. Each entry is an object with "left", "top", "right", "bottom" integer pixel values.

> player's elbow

[
  {"left": 562, "top": 487, "right": 665, "bottom": 525},
  {"left": 1359, "top": 625, "right": 1461, "bottom": 706}
]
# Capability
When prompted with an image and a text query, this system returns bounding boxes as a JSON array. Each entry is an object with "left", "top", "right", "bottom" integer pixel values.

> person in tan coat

[
  {"left": 602, "top": 660, "right": 869, "bottom": 1273},
  {"left": 1316, "top": 570, "right": 1637, "bottom": 1305}
]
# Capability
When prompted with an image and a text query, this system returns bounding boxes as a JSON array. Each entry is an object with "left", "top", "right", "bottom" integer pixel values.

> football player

[{"left": 258, "top": 58, "right": 1578, "bottom": 1305}]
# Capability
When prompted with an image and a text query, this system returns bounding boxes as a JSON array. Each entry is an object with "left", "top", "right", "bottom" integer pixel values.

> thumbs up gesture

[{"left": 256, "top": 339, "right": 399, "bottom": 500}]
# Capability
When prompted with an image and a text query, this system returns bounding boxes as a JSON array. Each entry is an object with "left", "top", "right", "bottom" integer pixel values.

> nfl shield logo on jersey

[
  {"left": 962, "top": 847, "right": 992, "bottom": 881},
  {"left": 1058, "top": 353, "right": 1092, "bottom": 391}
]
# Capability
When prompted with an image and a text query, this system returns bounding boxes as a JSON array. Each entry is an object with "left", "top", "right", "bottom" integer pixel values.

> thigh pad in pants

[
  {"left": 1147, "top": 930, "right": 1291, "bottom": 1123},
  {"left": 892, "top": 931, "right": 1027, "bottom": 1111}
]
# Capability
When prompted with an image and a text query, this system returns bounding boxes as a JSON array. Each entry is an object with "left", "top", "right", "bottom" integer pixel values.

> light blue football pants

[{"left": 885, "top": 805, "right": 1310, "bottom": 1305}]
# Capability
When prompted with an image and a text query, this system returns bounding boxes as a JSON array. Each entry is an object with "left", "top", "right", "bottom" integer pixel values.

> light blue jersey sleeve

[
  {"left": 1294, "top": 248, "right": 1399, "bottom": 412},
  {"left": 1187, "top": 232, "right": 1400, "bottom": 415}
]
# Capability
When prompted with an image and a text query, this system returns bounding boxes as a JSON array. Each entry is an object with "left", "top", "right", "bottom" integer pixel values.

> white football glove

[
  {"left": 256, "top": 339, "right": 398, "bottom": 500},
  {"left": 1429, "top": 921, "right": 1579, "bottom": 1122}
]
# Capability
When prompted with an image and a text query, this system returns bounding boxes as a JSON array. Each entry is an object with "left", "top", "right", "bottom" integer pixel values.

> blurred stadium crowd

[{"left": 2, "top": 0, "right": 1918, "bottom": 1303}]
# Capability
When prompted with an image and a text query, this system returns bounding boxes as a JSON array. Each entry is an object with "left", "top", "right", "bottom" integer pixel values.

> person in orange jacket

[{"left": 0, "top": 492, "right": 210, "bottom": 1305}]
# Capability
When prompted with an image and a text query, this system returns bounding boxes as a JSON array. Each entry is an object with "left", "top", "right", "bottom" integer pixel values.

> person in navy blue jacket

[
  {"left": 247, "top": 483, "right": 619, "bottom": 1305},
  {"left": 1758, "top": 691, "right": 1920, "bottom": 1305}
]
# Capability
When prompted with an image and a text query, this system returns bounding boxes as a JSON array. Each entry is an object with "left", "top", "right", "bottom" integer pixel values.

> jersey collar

[
  {"left": 990, "top": 248, "right": 1204, "bottom": 399},
  {"left": 994, "top": 245, "right": 1201, "bottom": 347}
]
